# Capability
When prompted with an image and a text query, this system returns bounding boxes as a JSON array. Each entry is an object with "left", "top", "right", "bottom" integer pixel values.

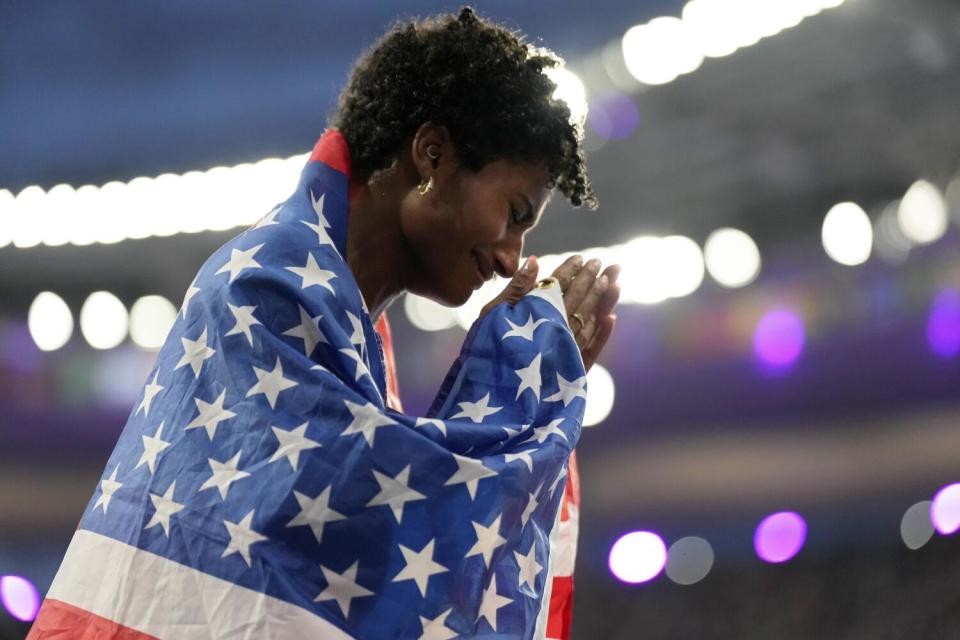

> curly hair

[{"left": 329, "top": 7, "right": 596, "bottom": 208}]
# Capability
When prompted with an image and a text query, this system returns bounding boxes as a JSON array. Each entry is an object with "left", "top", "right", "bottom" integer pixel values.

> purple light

[
  {"left": 753, "top": 310, "right": 805, "bottom": 370},
  {"left": 931, "top": 483, "right": 960, "bottom": 535},
  {"left": 1, "top": 575, "right": 40, "bottom": 622},
  {"left": 608, "top": 531, "right": 667, "bottom": 584},
  {"left": 927, "top": 289, "right": 960, "bottom": 359},
  {"left": 754, "top": 512, "right": 807, "bottom": 563},
  {"left": 588, "top": 92, "right": 639, "bottom": 141}
]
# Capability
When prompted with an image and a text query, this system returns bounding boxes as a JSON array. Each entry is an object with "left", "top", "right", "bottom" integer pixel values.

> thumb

[{"left": 480, "top": 255, "right": 539, "bottom": 317}]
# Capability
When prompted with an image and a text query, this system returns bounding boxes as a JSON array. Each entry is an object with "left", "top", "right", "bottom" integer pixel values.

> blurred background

[{"left": 2, "top": 0, "right": 960, "bottom": 637}]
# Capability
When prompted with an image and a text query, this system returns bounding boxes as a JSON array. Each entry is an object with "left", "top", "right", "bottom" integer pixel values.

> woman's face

[{"left": 400, "top": 157, "right": 551, "bottom": 307}]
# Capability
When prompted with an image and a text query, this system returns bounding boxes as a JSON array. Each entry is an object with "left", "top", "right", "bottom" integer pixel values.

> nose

[{"left": 491, "top": 235, "right": 523, "bottom": 278}]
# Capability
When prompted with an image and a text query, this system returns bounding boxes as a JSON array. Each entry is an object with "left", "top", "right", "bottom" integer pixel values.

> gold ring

[
  {"left": 535, "top": 277, "right": 558, "bottom": 290},
  {"left": 569, "top": 312, "right": 584, "bottom": 333}
]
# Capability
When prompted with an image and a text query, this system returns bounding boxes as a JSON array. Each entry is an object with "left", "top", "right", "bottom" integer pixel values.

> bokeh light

[
  {"left": 897, "top": 179, "right": 948, "bottom": 245},
  {"left": 622, "top": 17, "right": 703, "bottom": 86},
  {"left": 79, "top": 291, "right": 129, "bottom": 350},
  {"left": 588, "top": 92, "right": 639, "bottom": 141},
  {"left": 822, "top": 202, "right": 872, "bottom": 266},
  {"left": 583, "top": 363, "right": 615, "bottom": 427},
  {"left": 900, "top": 500, "right": 935, "bottom": 550},
  {"left": 129, "top": 295, "right": 178, "bottom": 350},
  {"left": 665, "top": 536, "right": 715, "bottom": 585},
  {"left": 927, "top": 289, "right": 960, "bottom": 359},
  {"left": 931, "top": 483, "right": 960, "bottom": 535},
  {"left": 543, "top": 66, "right": 588, "bottom": 128},
  {"left": 754, "top": 511, "right": 807, "bottom": 563},
  {"left": 660, "top": 235, "right": 705, "bottom": 298},
  {"left": 0, "top": 575, "right": 40, "bottom": 622},
  {"left": 703, "top": 227, "right": 761, "bottom": 288},
  {"left": 618, "top": 236, "right": 670, "bottom": 305},
  {"left": 404, "top": 293, "right": 459, "bottom": 332},
  {"left": 753, "top": 309, "right": 805, "bottom": 369},
  {"left": 28, "top": 291, "right": 74, "bottom": 352},
  {"left": 608, "top": 531, "right": 667, "bottom": 584}
]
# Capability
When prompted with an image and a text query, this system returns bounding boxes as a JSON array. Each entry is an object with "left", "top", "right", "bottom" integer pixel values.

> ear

[{"left": 410, "top": 122, "right": 458, "bottom": 187}]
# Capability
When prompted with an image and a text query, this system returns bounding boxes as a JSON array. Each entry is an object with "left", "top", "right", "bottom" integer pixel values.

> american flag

[{"left": 30, "top": 131, "right": 586, "bottom": 639}]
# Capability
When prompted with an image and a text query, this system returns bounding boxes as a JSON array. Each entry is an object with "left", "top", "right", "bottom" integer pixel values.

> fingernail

[
  {"left": 587, "top": 258, "right": 601, "bottom": 272},
  {"left": 597, "top": 274, "right": 609, "bottom": 291},
  {"left": 520, "top": 256, "right": 536, "bottom": 275},
  {"left": 572, "top": 255, "right": 583, "bottom": 267}
]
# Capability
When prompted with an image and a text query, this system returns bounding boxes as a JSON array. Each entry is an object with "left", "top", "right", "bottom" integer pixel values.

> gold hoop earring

[{"left": 417, "top": 176, "right": 435, "bottom": 196}]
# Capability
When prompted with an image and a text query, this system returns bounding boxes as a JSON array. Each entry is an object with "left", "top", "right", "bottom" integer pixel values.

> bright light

[
  {"left": 129, "top": 295, "right": 178, "bottom": 350},
  {"left": 28, "top": 291, "right": 73, "bottom": 351},
  {"left": 404, "top": 293, "right": 459, "bottom": 332},
  {"left": 622, "top": 17, "right": 703, "bottom": 86},
  {"left": 608, "top": 531, "right": 667, "bottom": 584},
  {"left": 583, "top": 363, "right": 615, "bottom": 427},
  {"left": 931, "top": 483, "right": 960, "bottom": 535},
  {"left": 704, "top": 227, "right": 761, "bottom": 288},
  {"left": 660, "top": 235, "right": 705, "bottom": 298},
  {"left": 0, "top": 188, "right": 13, "bottom": 248},
  {"left": 754, "top": 511, "right": 807, "bottom": 563},
  {"left": 618, "top": 236, "right": 670, "bottom": 304},
  {"left": 544, "top": 67, "right": 588, "bottom": 128},
  {"left": 900, "top": 500, "right": 935, "bottom": 550},
  {"left": 822, "top": 202, "right": 872, "bottom": 266},
  {"left": 927, "top": 289, "right": 960, "bottom": 359},
  {"left": 666, "top": 536, "right": 715, "bottom": 585},
  {"left": 0, "top": 575, "right": 40, "bottom": 622},
  {"left": 753, "top": 309, "right": 805, "bottom": 370},
  {"left": 80, "top": 291, "right": 129, "bottom": 350},
  {"left": 682, "top": 0, "right": 741, "bottom": 58},
  {"left": 455, "top": 278, "right": 505, "bottom": 330},
  {"left": 898, "top": 179, "right": 948, "bottom": 245}
]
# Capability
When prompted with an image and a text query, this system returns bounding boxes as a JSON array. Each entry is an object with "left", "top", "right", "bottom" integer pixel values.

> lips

[{"left": 471, "top": 250, "right": 494, "bottom": 285}]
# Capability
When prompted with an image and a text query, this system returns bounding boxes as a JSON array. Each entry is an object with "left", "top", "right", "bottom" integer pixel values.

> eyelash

[{"left": 511, "top": 208, "right": 531, "bottom": 227}]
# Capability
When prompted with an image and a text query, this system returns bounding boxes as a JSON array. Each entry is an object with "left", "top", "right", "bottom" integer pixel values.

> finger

[
  {"left": 550, "top": 255, "right": 584, "bottom": 292},
  {"left": 573, "top": 272, "right": 610, "bottom": 323},
  {"left": 595, "top": 265, "right": 622, "bottom": 318},
  {"left": 582, "top": 313, "right": 616, "bottom": 371},
  {"left": 563, "top": 258, "right": 601, "bottom": 315},
  {"left": 574, "top": 312, "right": 597, "bottom": 351},
  {"left": 479, "top": 255, "right": 539, "bottom": 317}
]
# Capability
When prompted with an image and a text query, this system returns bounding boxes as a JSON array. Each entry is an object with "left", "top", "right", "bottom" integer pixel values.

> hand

[
  {"left": 479, "top": 255, "right": 541, "bottom": 316},
  {"left": 550, "top": 255, "right": 621, "bottom": 371}
]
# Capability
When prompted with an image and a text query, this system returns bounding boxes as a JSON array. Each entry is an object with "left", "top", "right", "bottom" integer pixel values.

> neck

[{"left": 345, "top": 169, "right": 413, "bottom": 321}]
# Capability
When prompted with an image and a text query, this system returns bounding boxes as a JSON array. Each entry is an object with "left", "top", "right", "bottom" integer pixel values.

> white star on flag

[
  {"left": 549, "top": 466, "right": 568, "bottom": 498},
  {"left": 418, "top": 608, "right": 457, "bottom": 640},
  {"left": 341, "top": 400, "right": 394, "bottom": 447},
  {"left": 527, "top": 417, "right": 568, "bottom": 444},
  {"left": 451, "top": 392, "right": 502, "bottom": 423},
  {"left": 520, "top": 487, "right": 541, "bottom": 528},
  {"left": 286, "top": 251, "right": 337, "bottom": 293},
  {"left": 477, "top": 574, "right": 512, "bottom": 632},
  {"left": 246, "top": 357, "right": 298, "bottom": 409},
  {"left": 180, "top": 276, "right": 200, "bottom": 319},
  {"left": 269, "top": 423, "right": 321, "bottom": 470},
  {"left": 286, "top": 486, "right": 346, "bottom": 544},
  {"left": 222, "top": 510, "right": 267, "bottom": 567},
  {"left": 93, "top": 466, "right": 122, "bottom": 514},
  {"left": 316, "top": 561, "right": 374, "bottom": 618},
  {"left": 339, "top": 347, "right": 370, "bottom": 382},
  {"left": 144, "top": 480, "right": 185, "bottom": 537},
  {"left": 304, "top": 190, "right": 339, "bottom": 253},
  {"left": 184, "top": 389, "right": 237, "bottom": 440},
  {"left": 503, "top": 450, "right": 534, "bottom": 473},
  {"left": 443, "top": 455, "right": 497, "bottom": 500},
  {"left": 225, "top": 303, "right": 261, "bottom": 346},
  {"left": 176, "top": 326, "right": 216, "bottom": 378},
  {"left": 465, "top": 515, "right": 507, "bottom": 568},
  {"left": 137, "top": 370, "right": 163, "bottom": 416},
  {"left": 366, "top": 465, "right": 426, "bottom": 524},
  {"left": 392, "top": 539, "right": 448, "bottom": 597},
  {"left": 199, "top": 451, "right": 251, "bottom": 500},
  {"left": 514, "top": 541, "right": 544, "bottom": 594},
  {"left": 514, "top": 353, "right": 543, "bottom": 400},
  {"left": 253, "top": 203, "right": 282, "bottom": 229},
  {"left": 346, "top": 311, "right": 366, "bottom": 358},
  {"left": 501, "top": 314, "right": 547, "bottom": 342},
  {"left": 282, "top": 304, "right": 326, "bottom": 356},
  {"left": 415, "top": 417, "right": 447, "bottom": 437},
  {"left": 135, "top": 421, "right": 170, "bottom": 474},
  {"left": 215, "top": 244, "right": 264, "bottom": 283},
  {"left": 544, "top": 372, "right": 587, "bottom": 407}
]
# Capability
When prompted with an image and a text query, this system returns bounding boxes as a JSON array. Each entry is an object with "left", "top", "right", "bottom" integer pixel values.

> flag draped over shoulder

[{"left": 30, "top": 131, "right": 586, "bottom": 640}]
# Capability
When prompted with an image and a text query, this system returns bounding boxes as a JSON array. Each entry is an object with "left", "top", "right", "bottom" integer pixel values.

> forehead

[{"left": 471, "top": 158, "right": 552, "bottom": 211}]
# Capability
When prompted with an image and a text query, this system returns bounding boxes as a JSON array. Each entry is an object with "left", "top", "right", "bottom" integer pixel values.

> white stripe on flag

[{"left": 47, "top": 529, "right": 354, "bottom": 640}]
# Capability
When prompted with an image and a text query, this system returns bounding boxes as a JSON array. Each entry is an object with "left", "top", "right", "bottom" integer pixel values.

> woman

[{"left": 30, "top": 8, "right": 620, "bottom": 639}]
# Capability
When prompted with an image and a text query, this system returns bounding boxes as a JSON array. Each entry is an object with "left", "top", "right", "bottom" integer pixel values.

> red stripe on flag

[
  {"left": 545, "top": 575, "right": 575, "bottom": 640},
  {"left": 308, "top": 130, "right": 351, "bottom": 177},
  {"left": 28, "top": 599, "right": 158, "bottom": 640}
]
